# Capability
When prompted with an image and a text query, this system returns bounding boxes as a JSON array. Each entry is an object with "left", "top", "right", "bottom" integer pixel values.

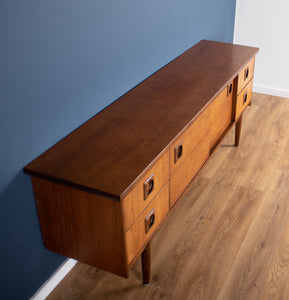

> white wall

[{"left": 234, "top": 0, "right": 289, "bottom": 98}]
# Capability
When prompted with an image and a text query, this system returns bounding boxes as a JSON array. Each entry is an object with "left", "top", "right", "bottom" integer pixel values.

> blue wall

[{"left": 0, "top": 1, "right": 236, "bottom": 298}]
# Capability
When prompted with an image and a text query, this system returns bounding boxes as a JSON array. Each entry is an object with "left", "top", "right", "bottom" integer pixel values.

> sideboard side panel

[{"left": 31, "top": 177, "right": 128, "bottom": 277}]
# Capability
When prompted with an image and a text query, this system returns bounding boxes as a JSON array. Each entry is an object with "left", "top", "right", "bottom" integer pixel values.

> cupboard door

[
  {"left": 170, "top": 138, "right": 209, "bottom": 207},
  {"left": 207, "top": 81, "right": 233, "bottom": 149}
]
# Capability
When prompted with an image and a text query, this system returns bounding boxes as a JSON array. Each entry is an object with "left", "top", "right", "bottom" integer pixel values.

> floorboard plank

[
  {"left": 216, "top": 170, "right": 289, "bottom": 300},
  {"left": 261, "top": 211, "right": 289, "bottom": 300}
]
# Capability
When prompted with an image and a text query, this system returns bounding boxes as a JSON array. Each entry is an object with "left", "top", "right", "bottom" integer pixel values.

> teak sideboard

[{"left": 24, "top": 40, "right": 259, "bottom": 284}]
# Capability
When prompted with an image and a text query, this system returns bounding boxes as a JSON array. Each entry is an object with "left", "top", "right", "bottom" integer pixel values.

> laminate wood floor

[{"left": 47, "top": 93, "right": 289, "bottom": 300}]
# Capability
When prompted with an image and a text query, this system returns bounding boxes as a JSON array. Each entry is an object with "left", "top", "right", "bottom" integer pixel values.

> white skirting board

[
  {"left": 30, "top": 258, "right": 78, "bottom": 300},
  {"left": 253, "top": 84, "right": 289, "bottom": 99}
]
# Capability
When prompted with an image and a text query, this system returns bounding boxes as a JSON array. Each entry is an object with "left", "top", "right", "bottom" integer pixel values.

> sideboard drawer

[
  {"left": 237, "top": 57, "right": 255, "bottom": 95},
  {"left": 126, "top": 183, "right": 169, "bottom": 264},
  {"left": 123, "top": 151, "right": 169, "bottom": 231},
  {"left": 235, "top": 79, "right": 253, "bottom": 120}
]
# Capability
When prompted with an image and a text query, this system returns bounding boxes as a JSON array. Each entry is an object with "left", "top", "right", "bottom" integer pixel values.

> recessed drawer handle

[
  {"left": 244, "top": 67, "right": 250, "bottom": 80},
  {"left": 174, "top": 142, "right": 183, "bottom": 163},
  {"left": 143, "top": 174, "right": 154, "bottom": 200},
  {"left": 227, "top": 83, "right": 233, "bottom": 96},
  {"left": 243, "top": 91, "right": 248, "bottom": 104},
  {"left": 145, "top": 208, "right": 155, "bottom": 233}
]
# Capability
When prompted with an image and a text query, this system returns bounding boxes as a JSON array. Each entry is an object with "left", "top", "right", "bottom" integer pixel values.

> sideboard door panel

[
  {"left": 170, "top": 138, "right": 209, "bottom": 207},
  {"left": 207, "top": 83, "right": 234, "bottom": 149}
]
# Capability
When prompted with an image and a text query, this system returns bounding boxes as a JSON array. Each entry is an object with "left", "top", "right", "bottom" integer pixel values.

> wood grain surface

[
  {"left": 24, "top": 40, "right": 258, "bottom": 200},
  {"left": 32, "top": 177, "right": 128, "bottom": 277},
  {"left": 47, "top": 93, "right": 289, "bottom": 299}
]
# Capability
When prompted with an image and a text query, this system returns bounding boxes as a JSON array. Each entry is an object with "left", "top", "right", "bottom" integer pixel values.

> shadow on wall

[{"left": 0, "top": 171, "right": 65, "bottom": 298}]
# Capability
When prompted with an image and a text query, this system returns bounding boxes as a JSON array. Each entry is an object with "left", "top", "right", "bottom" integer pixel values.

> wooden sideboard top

[{"left": 24, "top": 40, "right": 259, "bottom": 200}]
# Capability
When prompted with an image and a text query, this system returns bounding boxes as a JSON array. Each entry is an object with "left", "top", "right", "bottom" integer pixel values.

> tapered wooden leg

[
  {"left": 141, "top": 242, "right": 151, "bottom": 285},
  {"left": 235, "top": 114, "right": 243, "bottom": 147}
]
